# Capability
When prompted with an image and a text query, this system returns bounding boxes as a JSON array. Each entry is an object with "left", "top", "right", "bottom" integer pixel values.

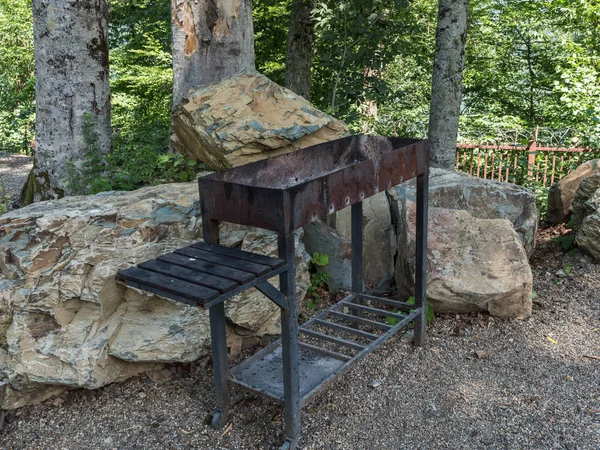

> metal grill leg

[
  {"left": 278, "top": 231, "right": 300, "bottom": 448},
  {"left": 201, "top": 216, "right": 230, "bottom": 427},
  {"left": 351, "top": 201, "right": 363, "bottom": 315},
  {"left": 414, "top": 171, "right": 429, "bottom": 347},
  {"left": 209, "top": 303, "right": 230, "bottom": 428}
]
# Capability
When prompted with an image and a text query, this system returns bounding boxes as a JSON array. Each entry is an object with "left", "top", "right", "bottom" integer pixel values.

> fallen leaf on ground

[
  {"left": 475, "top": 350, "right": 488, "bottom": 359},
  {"left": 221, "top": 423, "right": 233, "bottom": 436},
  {"left": 545, "top": 336, "right": 558, "bottom": 345},
  {"left": 583, "top": 354, "right": 600, "bottom": 361}
]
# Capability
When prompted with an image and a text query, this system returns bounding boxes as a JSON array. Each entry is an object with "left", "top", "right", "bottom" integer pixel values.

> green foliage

[
  {"left": 253, "top": 0, "right": 290, "bottom": 85},
  {"left": 107, "top": 0, "right": 199, "bottom": 191},
  {"left": 552, "top": 234, "right": 576, "bottom": 251},
  {"left": 385, "top": 296, "right": 434, "bottom": 326},
  {"left": 0, "top": 0, "right": 35, "bottom": 154},
  {"left": 311, "top": 252, "right": 329, "bottom": 267},
  {"left": 66, "top": 114, "right": 111, "bottom": 195},
  {"left": 462, "top": 0, "right": 600, "bottom": 146},
  {"left": 310, "top": 0, "right": 436, "bottom": 135},
  {"left": 306, "top": 252, "right": 331, "bottom": 309}
]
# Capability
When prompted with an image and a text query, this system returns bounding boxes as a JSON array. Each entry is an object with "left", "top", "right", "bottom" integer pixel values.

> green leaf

[{"left": 311, "top": 252, "right": 329, "bottom": 267}]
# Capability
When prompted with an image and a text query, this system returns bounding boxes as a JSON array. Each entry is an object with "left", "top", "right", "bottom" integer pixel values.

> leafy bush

[{"left": 0, "top": 0, "right": 35, "bottom": 154}]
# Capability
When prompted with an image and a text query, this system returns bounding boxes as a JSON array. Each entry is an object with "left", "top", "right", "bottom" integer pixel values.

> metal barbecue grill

[{"left": 116, "top": 135, "right": 429, "bottom": 449}]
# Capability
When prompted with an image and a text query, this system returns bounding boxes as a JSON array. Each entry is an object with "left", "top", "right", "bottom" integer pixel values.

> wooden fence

[{"left": 455, "top": 140, "right": 600, "bottom": 187}]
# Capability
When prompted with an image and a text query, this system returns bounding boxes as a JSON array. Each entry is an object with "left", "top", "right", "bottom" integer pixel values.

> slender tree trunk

[
  {"left": 24, "top": 0, "right": 111, "bottom": 203},
  {"left": 284, "top": 0, "right": 315, "bottom": 100},
  {"left": 428, "top": 0, "right": 468, "bottom": 170},
  {"left": 171, "top": 0, "right": 255, "bottom": 110}
]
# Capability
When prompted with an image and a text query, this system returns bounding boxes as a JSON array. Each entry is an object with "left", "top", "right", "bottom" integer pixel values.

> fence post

[{"left": 527, "top": 127, "right": 538, "bottom": 182}]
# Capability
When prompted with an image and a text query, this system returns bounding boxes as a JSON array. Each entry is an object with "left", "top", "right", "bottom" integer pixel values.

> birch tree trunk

[
  {"left": 284, "top": 0, "right": 315, "bottom": 100},
  {"left": 24, "top": 0, "right": 111, "bottom": 203},
  {"left": 171, "top": 0, "right": 255, "bottom": 110},
  {"left": 428, "top": 0, "right": 468, "bottom": 170}
]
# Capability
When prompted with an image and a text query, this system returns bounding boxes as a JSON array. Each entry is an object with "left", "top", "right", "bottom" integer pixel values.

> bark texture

[
  {"left": 428, "top": 0, "right": 468, "bottom": 170},
  {"left": 171, "top": 0, "right": 255, "bottom": 110},
  {"left": 284, "top": 0, "right": 315, "bottom": 100},
  {"left": 28, "top": 0, "right": 111, "bottom": 202}
]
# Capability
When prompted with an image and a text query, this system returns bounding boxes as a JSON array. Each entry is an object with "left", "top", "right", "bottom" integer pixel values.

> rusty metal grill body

[{"left": 117, "top": 135, "right": 429, "bottom": 450}]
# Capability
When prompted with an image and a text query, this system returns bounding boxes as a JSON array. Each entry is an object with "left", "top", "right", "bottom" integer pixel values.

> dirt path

[{"left": 0, "top": 235, "right": 599, "bottom": 450}]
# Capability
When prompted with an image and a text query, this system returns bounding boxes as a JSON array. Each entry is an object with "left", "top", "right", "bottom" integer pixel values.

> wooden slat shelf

[{"left": 116, "top": 243, "right": 287, "bottom": 309}]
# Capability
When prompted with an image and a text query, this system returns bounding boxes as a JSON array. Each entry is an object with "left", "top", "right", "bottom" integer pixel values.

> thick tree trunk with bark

[
  {"left": 284, "top": 0, "right": 315, "bottom": 100},
  {"left": 428, "top": 0, "right": 468, "bottom": 170},
  {"left": 171, "top": 0, "right": 255, "bottom": 109},
  {"left": 24, "top": 0, "right": 111, "bottom": 203}
]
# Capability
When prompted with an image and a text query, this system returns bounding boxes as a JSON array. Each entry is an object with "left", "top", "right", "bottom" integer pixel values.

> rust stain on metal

[{"left": 198, "top": 136, "right": 429, "bottom": 232}]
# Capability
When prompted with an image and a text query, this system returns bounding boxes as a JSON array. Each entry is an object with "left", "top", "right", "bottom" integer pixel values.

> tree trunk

[
  {"left": 24, "top": 0, "right": 111, "bottom": 203},
  {"left": 428, "top": 0, "right": 468, "bottom": 170},
  {"left": 171, "top": 0, "right": 255, "bottom": 110},
  {"left": 284, "top": 0, "right": 314, "bottom": 100}
]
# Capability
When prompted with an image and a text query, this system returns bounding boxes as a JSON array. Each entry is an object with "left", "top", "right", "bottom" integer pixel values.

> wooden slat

[
  {"left": 117, "top": 267, "right": 219, "bottom": 304},
  {"left": 138, "top": 259, "right": 238, "bottom": 293},
  {"left": 175, "top": 246, "right": 271, "bottom": 276},
  {"left": 191, "top": 242, "right": 285, "bottom": 269},
  {"left": 157, "top": 253, "right": 255, "bottom": 284}
]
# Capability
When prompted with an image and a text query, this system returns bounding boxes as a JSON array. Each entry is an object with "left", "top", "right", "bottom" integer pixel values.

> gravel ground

[
  {"left": 0, "top": 152, "right": 32, "bottom": 208},
  {"left": 1, "top": 231, "right": 599, "bottom": 450}
]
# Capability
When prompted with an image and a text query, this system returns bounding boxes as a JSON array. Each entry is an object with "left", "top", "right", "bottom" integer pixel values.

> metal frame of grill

[{"left": 117, "top": 135, "right": 429, "bottom": 450}]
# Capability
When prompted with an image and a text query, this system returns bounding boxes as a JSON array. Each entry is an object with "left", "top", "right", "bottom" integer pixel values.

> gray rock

[
  {"left": 335, "top": 191, "right": 397, "bottom": 287},
  {"left": 576, "top": 211, "right": 600, "bottom": 261},
  {"left": 392, "top": 168, "right": 538, "bottom": 256},
  {"left": 303, "top": 220, "right": 352, "bottom": 292},
  {"left": 571, "top": 173, "right": 600, "bottom": 230},
  {"left": 547, "top": 159, "right": 600, "bottom": 224}
]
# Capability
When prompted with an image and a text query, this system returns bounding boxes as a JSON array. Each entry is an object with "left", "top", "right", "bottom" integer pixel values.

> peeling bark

[
  {"left": 428, "top": 0, "right": 468, "bottom": 170},
  {"left": 284, "top": 0, "right": 315, "bottom": 100},
  {"left": 26, "top": 0, "right": 111, "bottom": 203},
  {"left": 171, "top": 0, "right": 255, "bottom": 110}
]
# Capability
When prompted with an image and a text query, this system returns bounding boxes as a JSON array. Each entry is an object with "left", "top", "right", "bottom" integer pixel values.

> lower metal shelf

[{"left": 229, "top": 293, "right": 421, "bottom": 407}]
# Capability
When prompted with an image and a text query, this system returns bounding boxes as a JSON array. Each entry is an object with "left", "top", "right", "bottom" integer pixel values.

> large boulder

[
  {"left": 303, "top": 169, "right": 537, "bottom": 302},
  {"left": 335, "top": 192, "right": 397, "bottom": 288},
  {"left": 171, "top": 69, "right": 349, "bottom": 170},
  {"left": 303, "top": 191, "right": 397, "bottom": 292},
  {"left": 547, "top": 159, "right": 600, "bottom": 224},
  {"left": 577, "top": 212, "right": 600, "bottom": 261},
  {"left": 0, "top": 183, "right": 310, "bottom": 409},
  {"left": 395, "top": 202, "right": 533, "bottom": 318},
  {"left": 393, "top": 168, "right": 538, "bottom": 256},
  {"left": 571, "top": 174, "right": 600, "bottom": 230},
  {"left": 572, "top": 173, "right": 600, "bottom": 260}
]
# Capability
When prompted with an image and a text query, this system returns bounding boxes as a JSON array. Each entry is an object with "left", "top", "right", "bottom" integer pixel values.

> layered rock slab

[
  {"left": 0, "top": 182, "right": 310, "bottom": 408},
  {"left": 171, "top": 69, "right": 349, "bottom": 170}
]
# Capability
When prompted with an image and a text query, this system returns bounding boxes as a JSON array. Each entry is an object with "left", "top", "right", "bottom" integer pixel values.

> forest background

[{"left": 1, "top": 0, "right": 599, "bottom": 195}]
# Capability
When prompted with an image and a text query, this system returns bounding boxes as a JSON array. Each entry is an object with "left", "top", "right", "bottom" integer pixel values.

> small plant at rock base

[
  {"left": 306, "top": 252, "right": 330, "bottom": 310},
  {"left": 385, "top": 296, "right": 435, "bottom": 326}
]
